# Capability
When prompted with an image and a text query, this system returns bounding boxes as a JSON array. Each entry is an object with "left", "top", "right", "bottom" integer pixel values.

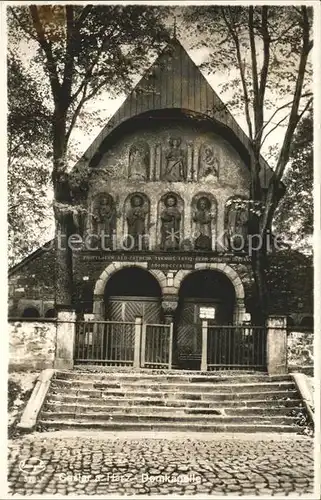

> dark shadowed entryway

[
  {"left": 104, "top": 267, "right": 162, "bottom": 323},
  {"left": 175, "top": 270, "right": 236, "bottom": 369}
]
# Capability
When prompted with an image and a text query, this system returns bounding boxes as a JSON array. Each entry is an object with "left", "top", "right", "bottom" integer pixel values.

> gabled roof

[{"left": 76, "top": 37, "right": 273, "bottom": 188}]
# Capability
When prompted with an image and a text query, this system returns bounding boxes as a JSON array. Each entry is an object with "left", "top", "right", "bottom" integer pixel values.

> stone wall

[
  {"left": 8, "top": 245, "right": 55, "bottom": 318},
  {"left": 287, "top": 330, "right": 314, "bottom": 375},
  {"left": 9, "top": 320, "right": 57, "bottom": 371}
]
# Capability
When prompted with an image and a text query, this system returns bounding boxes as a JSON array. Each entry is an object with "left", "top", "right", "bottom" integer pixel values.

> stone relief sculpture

[
  {"left": 198, "top": 144, "right": 219, "bottom": 180},
  {"left": 92, "top": 194, "right": 117, "bottom": 248},
  {"left": 163, "top": 137, "right": 186, "bottom": 181},
  {"left": 192, "top": 196, "right": 216, "bottom": 251},
  {"left": 225, "top": 199, "right": 249, "bottom": 250},
  {"left": 160, "top": 193, "right": 182, "bottom": 250},
  {"left": 128, "top": 141, "right": 150, "bottom": 180},
  {"left": 125, "top": 193, "right": 149, "bottom": 250}
]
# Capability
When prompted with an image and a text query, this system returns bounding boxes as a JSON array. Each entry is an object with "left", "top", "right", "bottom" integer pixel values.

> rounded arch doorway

[
  {"left": 104, "top": 266, "right": 162, "bottom": 323},
  {"left": 176, "top": 270, "right": 236, "bottom": 369}
]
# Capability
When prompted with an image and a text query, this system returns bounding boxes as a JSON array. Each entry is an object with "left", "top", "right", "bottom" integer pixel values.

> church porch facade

[
  {"left": 57, "top": 39, "right": 279, "bottom": 372},
  {"left": 8, "top": 38, "right": 301, "bottom": 375}
]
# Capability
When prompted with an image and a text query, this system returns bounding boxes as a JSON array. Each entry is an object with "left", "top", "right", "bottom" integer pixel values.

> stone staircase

[{"left": 38, "top": 369, "right": 306, "bottom": 433}]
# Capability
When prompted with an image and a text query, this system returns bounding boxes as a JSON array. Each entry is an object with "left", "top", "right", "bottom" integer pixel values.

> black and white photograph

[{"left": 5, "top": 0, "right": 319, "bottom": 497}]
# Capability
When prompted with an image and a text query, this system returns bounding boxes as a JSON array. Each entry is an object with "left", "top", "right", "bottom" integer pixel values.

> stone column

[
  {"left": 155, "top": 143, "right": 161, "bottom": 180},
  {"left": 162, "top": 299, "right": 178, "bottom": 324},
  {"left": 216, "top": 198, "right": 227, "bottom": 252},
  {"left": 161, "top": 299, "right": 177, "bottom": 368},
  {"left": 150, "top": 145, "right": 156, "bottom": 181},
  {"left": 187, "top": 142, "right": 194, "bottom": 181},
  {"left": 133, "top": 317, "right": 142, "bottom": 368},
  {"left": 183, "top": 197, "right": 192, "bottom": 248},
  {"left": 200, "top": 320, "right": 208, "bottom": 371},
  {"left": 234, "top": 298, "right": 247, "bottom": 325},
  {"left": 266, "top": 315, "right": 287, "bottom": 375},
  {"left": 54, "top": 308, "right": 76, "bottom": 370},
  {"left": 93, "top": 296, "right": 104, "bottom": 319},
  {"left": 192, "top": 144, "right": 199, "bottom": 182}
]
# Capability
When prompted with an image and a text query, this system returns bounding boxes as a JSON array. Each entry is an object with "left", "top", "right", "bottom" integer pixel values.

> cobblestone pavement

[{"left": 8, "top": 431, "right": 314, "bottom": 496}]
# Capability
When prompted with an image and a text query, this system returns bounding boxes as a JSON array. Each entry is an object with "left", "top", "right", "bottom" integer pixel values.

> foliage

[
  {"left": 7, "top": 4, "right": 169, "bottom": 301},
  {"left": 7, "top": 51, "right": 53, "bottom": 266},
  {"left": 273, "top": 111, "right": 313, "bottom": 252},
  {"left": 183, "top": 5, "right": 313, "bottom": 316}
]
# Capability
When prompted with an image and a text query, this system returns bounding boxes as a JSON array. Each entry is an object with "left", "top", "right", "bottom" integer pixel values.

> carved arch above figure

[
  {"left": 158, "top": 192, "right": 184, "bottom": 251},
  {"left": 123, "top": 192, "right": 150, "bottom": 250},
  {"left": 91, "top": 193, "right": 118, "bottom": 249},
  {"left": 191, "top": 193, "right": 217, "bottom": 251},
  {"left": 224, "top": 196, "right": 249, "bottom": 252}
]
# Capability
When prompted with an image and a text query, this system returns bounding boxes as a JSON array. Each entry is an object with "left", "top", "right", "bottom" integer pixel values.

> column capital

[
  {"left": 162, "top": 300, "right": 178, "bottom": 314},
  {"left": 266, "top": 315, "right": 287, "bottom": 328}
]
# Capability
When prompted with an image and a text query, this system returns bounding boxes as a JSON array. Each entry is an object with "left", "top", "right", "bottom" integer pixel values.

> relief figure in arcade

[
  {"left": 160, "top": 194, "right": 181, "bottom": 250},
  {"left": 198, "top": 144, "right": 219, "bottom": 180},
  {"left": 226, "top": 200, "right": 249, "bottom": 251},
  {"left": 193, "top": 196, "right": 215, "bottom": 251},
  {"left": 92, "top": 194, "right": 117, "bottom": 248},
  {"left": 126, "top": 194, "right": 149, "bottom": 250},
  {"left": 163, "top": 137, "right": 186, "bottom": 182},
  {"left": 128, "top": 141, "right": 150, "bottom": 180}
]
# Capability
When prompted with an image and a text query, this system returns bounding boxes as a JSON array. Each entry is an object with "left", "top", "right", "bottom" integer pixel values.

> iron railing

[
  {"left": 74, "top": 320, "right": 136, "bottom": 366},
  {"left": 142, "top": 323, "right": 173, "bottom": 369},
  {"left": 206, "top": 324, "right": 266, "bottom": 370}
]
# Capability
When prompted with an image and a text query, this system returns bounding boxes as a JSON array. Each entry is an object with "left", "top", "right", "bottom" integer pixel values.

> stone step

[
  {"left": 51, "top": 379, "right": 295, "bottom": 393},
  {"left": 40, "top": 411, "right": 299, "bottom": 426},
  {"left": 38, "top": 418, "right": 302, "bottom": 433},
  {"left": 47, "top": 394, "right": 302, "bottom": 408},
  {"left": 55, "top": 370, "right": 291, "bottom": 384},
  {"left": 73, "top": 366, "right": 266, "bottom": 375},
  {"left": 49, "top": 387, "right": 299, "bottom": 401},
  {"left": 43, "top": 402, "right": 303, "bottom": 417}
]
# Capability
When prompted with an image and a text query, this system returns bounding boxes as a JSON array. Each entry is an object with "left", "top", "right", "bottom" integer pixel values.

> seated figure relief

[
  {"left": 128, "top": 141, "right": 150, "bottom": 180},
  {"left": 163, "top": 137, "right": 186, "bottom": 182},
  {"left": 198, "top": 144, "right": 219, "bottom": 180}
]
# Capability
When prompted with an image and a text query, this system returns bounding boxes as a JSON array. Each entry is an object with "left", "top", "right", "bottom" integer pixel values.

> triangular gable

[{"left": 78, "top": 38, "right": 273, "bottom": 188}]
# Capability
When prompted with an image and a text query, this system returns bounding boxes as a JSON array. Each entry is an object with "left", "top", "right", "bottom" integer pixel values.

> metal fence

[
  {"left": 74, "top": 320, "right": 136, "bottom": 366},
  {"left": 206, "top": 324, "right": 266, "bottom": 370},
  {"left": 74, "top": 320, "right": 173, "bottom": 368},
  {"left": 141, "top": 323, "right": 173, "bottom": 369}
]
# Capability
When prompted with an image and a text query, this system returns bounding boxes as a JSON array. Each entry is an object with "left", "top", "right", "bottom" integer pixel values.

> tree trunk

[
  {"left": 52, "top": 106, "right": 74, "bottom": 309},
  {"left": 251, "top": 246, "right": 269, "bottom": 322},
  {"left": 248, "top": 148, "right": 269, "bottom": 323}
]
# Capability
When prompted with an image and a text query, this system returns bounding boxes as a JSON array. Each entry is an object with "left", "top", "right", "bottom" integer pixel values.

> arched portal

[
  {"left": 175, "top": 270, "right": 236, "bottom": 369},
  {"left": 104, "top": 267, "right": 162, "bottom": 323},
  {"left": 22, "top": 307, "right": 40, "bottom": 319}
]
